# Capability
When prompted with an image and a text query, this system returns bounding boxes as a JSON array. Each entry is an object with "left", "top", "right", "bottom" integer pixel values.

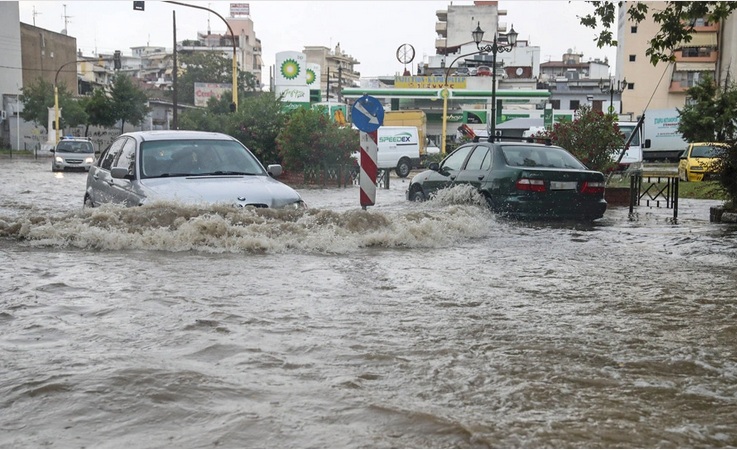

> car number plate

[{"left": 550, "top": 181, "right": 577, "bottom": 190}]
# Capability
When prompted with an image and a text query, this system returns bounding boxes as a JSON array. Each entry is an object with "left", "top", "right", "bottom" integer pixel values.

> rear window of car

[{"left": 502, "top": 145, "right": 587, "bottom": 170}]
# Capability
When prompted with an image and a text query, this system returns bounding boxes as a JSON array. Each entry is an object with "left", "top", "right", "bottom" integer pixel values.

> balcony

[
  {"left": 435, "top": 21, "right": 447, "bottom": 36},
  {"left": 436, "top": 9, "right": 447, "bottom": 21}
]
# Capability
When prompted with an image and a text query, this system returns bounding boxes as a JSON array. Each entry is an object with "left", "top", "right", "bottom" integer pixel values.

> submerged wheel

[
  {"left": 409, "top": 185, "right": 425, "bottom": 202},
  {"left": 83, "top": 195, "right": 94, "bottom": 208},
  {"left": 396, "top": 158, "right": 411, "bottom": 178}
]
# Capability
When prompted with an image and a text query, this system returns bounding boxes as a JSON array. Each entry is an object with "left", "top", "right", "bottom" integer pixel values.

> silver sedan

[{"left": 84, "top": 130, "right": 305, "bottom": 209}]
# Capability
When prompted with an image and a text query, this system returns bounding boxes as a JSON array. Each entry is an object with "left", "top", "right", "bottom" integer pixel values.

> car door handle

[
  {"left": 450, "top": 175, "right": 456, "bottom": 181},
  {"left": 477, "top": 175, "right": 485, "bottom": 180}
]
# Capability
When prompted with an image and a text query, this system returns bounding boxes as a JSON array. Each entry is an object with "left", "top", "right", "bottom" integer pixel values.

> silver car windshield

[
  {"left": 140, "top": 139, "right": 266, "bottom": 178},
  {"left": 56, "top": 141, "right": 94, "bottom": 153}
]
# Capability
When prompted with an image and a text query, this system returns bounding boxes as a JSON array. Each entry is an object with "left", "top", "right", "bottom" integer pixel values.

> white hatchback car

[
  {"left": 51, "top": 137, "right": 96, "bottom": 172},
  {"left": 84, "top": 130, "right": 305, "bottom": 209}
]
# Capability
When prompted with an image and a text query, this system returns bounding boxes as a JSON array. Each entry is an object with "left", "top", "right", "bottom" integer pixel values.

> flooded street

[{"left": 1, "top": 157, "right": 737, "bottom": 448}]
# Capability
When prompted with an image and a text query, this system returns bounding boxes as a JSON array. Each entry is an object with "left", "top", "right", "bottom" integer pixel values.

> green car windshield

[{"left": 502, "top": 145, "right": 587, "bottom": 170}]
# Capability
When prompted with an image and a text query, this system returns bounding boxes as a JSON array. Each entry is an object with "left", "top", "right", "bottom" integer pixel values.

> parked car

[
  {"left": 453, "top": 67, "right": 470, "bottom": 76},
  {"left": 84, "top": 130, "right": 306, "bottom": 209},
  {"left": 51, "top": 136, "right": 96, "bottom": 172},
  {"left": 406, "top": 141, "right": 607, "bottom": 221},
  {"left": 476, "top": 66, "right": 492, "bottom": 76},
  {"left": 678, "top": 142, "right": 728, "bottom": 182}
]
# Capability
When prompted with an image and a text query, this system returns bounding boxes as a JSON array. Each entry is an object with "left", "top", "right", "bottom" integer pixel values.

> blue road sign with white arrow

[{"left": 351, "top": 95, "right": 384, "bottom": 133}]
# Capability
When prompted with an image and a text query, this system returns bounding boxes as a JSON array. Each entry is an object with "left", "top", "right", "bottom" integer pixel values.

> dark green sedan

[{"left": 406, "top": 141, "right": 607, "bottom": 221}]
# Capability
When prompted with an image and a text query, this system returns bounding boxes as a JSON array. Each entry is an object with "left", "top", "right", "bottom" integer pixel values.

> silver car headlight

[
  {"left": 55, "top": 156, "right": 64, "bottom": 163},
  {"left": 84, "top": 157, "right": 94, "bottom": 164},
  {"left": 283, "top": 200, "right": 307, "bottom": 210}
]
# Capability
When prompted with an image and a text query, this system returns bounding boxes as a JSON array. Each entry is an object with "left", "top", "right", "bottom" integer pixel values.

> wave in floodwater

[{"left": 0, "top": 185, "right": 498, "bottom": 254}]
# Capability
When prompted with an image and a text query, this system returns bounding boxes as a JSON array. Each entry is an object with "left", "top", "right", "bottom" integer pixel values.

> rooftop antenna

[
  {"left": 32, "top": 5, "right": 41, "bottom": 26},
  {"left": 61, "top": 4, "right": 72, "bottom": 35},
  {"left": 207, "top": 3, "right": 211, "bottom": 34}
]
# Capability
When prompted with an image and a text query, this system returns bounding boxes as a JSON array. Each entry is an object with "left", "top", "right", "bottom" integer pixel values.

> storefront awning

[
  {"left": 675, "top": 62, "right": 716, "bottom": 72},
  {"left": 679, "top": 32, "right": 717, "bottom": 48}
]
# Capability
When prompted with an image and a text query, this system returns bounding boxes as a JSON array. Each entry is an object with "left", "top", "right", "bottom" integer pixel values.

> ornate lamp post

[
  {"left": 600, "top": 77, "right": 627, "bottom": 114},
  {"left": 472, "top": 22, "right": 517, "bottom": 141}
]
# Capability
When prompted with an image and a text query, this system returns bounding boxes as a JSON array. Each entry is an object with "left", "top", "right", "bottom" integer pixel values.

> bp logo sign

[
  {"left": 280, "top": 58, "right": 301, "bottom": 80},
  {"left": 306, "top": 68, "right": 316, "bottom": 85}
]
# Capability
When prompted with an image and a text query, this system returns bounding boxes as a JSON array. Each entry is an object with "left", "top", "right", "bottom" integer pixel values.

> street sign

[{"left": 351, "top": 95, "right": 384, "bottom": 133}]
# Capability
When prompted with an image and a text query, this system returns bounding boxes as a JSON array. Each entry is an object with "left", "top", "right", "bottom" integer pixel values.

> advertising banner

[
  {"left": 230, "top": 3, "right": 249, "bottom": 16},
  {"left": 275, "top": 85, "right": 310, "bottom": 110},
  {"left": 275, "top": 51, "right": 307, "bottom": 86},
  {"left": 394, "top": 76, "right": 467, "bottom": 89},
  {"left": 194, "top": 82, "right": 232, "bottom": 107}
]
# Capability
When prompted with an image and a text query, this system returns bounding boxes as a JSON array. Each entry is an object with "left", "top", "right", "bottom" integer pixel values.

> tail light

[
  {"left": 516, "top": 178, "right": 546, "bottom": 192},
  {"left": 581, "top": 181, "right": 605, "bottom": 194}
]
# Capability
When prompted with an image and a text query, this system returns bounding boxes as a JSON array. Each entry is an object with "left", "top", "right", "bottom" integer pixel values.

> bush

[
  {"left": 276, "top": 108, "right": 358, "bottom": 172},
  {"left": 534, "top": 105, "right": 624, "bottom": 172}
]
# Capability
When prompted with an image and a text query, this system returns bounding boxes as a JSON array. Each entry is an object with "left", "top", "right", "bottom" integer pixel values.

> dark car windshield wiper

[{"left": 195, "top": 171, "right": 259, "bottom": 176}]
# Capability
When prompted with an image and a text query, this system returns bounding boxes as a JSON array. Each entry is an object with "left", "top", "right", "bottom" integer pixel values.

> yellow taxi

[{"left": 678, "top": 142, "right": 728, "bottom": 182}]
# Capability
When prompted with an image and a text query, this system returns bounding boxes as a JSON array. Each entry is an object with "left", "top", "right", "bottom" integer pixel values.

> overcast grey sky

[{"left": 18, "top": 0, "right": 618, "bottom": 78}]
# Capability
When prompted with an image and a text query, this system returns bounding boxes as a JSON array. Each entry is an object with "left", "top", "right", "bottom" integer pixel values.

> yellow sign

[{"left": 395, "top": 76, "right": 467, "bottom": 89}]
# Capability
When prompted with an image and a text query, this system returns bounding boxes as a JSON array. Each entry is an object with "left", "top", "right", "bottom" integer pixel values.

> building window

[
  {"left": 682, "top": 47, "right": 712, "bottom": 57},
  {"left": 631, "top": 26, "right": 638, "bottom": 33},
  {"left": 550, "top": 99, "right": 561, "bottom": 110},
  {"left": 627, "top": 83, "right": 634, "bottom": 90},
  {"left": 629, "top": 54, "right": 636, "bottom": 62},
  {"left": 570, "top": 100, "right": 580, "bottom": 110}
]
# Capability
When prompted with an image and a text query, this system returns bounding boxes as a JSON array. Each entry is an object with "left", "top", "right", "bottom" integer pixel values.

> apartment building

[{"left": 616, "top": 1, "right": 735, "bottom": 117}]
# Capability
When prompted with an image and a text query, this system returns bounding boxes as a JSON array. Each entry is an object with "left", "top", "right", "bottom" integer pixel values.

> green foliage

[
  {"left": 81, "top": 88, "right": 117, "bottom": 137},
  {"left": 533, "top": 105, "right": 624, "bottom": 172},
  {"left": 581, "top": 1, "right": 737, "bottom": 65},
  {"left": 110, "top": 74, "right": 150, "bottom": 133},
  {"left": 678, "top": 74, "right": 737, "bottom": 143},
  {"left": 226, "top": 93, "right": 286, "bottom": 164},
  {"left": 276, "top": 108, "right": 358, "bottom": 172},
  {"left": 19, "top": 78, "right": 86, "bottom": 130}
]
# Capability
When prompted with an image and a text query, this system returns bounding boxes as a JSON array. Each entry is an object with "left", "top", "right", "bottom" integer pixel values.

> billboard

[
  {"left": 230, "top": 3, "right": 249, "bottom": 16},
  {"left": 275, "top": 51, "right": 307, "bottom": 86},
  {"left": 194, "top": 82, "right": 231, "bottom": 107}
]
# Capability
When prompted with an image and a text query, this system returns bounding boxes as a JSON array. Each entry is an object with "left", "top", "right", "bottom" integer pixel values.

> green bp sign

[{"left": 275, "top": 51, "right": 307, "bottom": 86}]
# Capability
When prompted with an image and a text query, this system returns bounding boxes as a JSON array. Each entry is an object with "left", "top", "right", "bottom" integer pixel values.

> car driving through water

[
  {"left": 407, "top": 140, "right": 607, "bottom": 221},
  {"left": 51, "top": 136, "right": 96, "bottom": 172},
  {"left": 84, "top": 130, "right": 305, "bottom": 209}
]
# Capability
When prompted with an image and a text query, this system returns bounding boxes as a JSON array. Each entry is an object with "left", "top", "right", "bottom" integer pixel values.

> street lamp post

[
  {"left": 53, "top": 58, "right": 86, "bottom": 145},
  {"left": 472, "top": 22, "right": 517, "bottom": 142},
  {"left": 600, "top": 77, "right": 627, "bottom": 114}
]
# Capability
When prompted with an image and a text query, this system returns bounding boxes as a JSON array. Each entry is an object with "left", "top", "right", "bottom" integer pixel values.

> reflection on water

[{"left": 2, "top": 158, "right": 737, "bottom": 448}]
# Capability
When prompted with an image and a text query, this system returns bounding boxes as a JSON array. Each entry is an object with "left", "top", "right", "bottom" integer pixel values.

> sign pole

[
  {"left": 359, "top": 131, "right": 378, "bottom": 209},
  {"left": 351, "top": 95, "right": 384, "bottom": 209}
]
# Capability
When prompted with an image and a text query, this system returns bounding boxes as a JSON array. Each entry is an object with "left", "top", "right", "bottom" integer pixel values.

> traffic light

[
  {"left": 133, "top": 1, "right": 144, "bottom": 11},
  {"left": 113, "top": 50, "right": 121, "bottom": 70}
]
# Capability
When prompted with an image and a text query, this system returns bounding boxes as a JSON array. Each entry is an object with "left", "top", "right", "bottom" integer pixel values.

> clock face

[
  {"left": 396, "top": 44, "right": 416, "bottom": 64},
  {"left": 516, "top": 67, "right": 524, "bottom": 76}
]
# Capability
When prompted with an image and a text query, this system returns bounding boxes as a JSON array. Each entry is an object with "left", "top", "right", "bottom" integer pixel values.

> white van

[{"left": 353, "top": 126, "right": 421, "bottom": 178}]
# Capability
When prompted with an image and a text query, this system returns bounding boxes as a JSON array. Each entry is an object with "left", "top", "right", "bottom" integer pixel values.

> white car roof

[{"left": 122, "top": 130, "right": 237, "bottom": 142}]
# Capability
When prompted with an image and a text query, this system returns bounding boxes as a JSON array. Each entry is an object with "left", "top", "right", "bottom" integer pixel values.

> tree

[
  {"left": 110, "top": 74, "right": 150, "bottom": 133},
  {"left": 580, "top": 1, "right": 737, "bottom": 64},
  {"left": 276, "top": 108, "right": 358, "bottom": 172},
  {"left": 226, "top": 93, "right": 287, "bottom": 164},
  {"left": 678, "top": 74, "right": 737, "bottom": 143},
  {"left": 171, "top": 51, "right": 261, "bottom": 106},
  {"left": 19, "top": 78, "right": 87, "bottom": 130},
  {"left": 81, "top": 88, "right": 117, "bottom": 137},
  {"left": 534, "top": 105, "right": 624, "bottom": 173}
]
